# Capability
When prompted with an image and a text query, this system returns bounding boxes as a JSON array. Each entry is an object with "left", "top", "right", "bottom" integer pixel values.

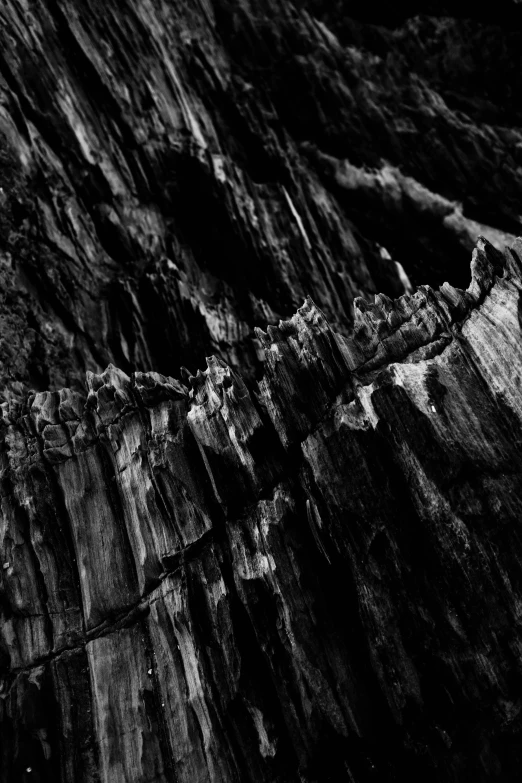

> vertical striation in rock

[
  {"left": 1, "top": 1, "right": 522, "bottom": 781},
  {"left": 0, "top": 1, "right": 520, "bottom": 394},
  {"left": 1, "top": 238, "right": 522, "bottom": 780}
]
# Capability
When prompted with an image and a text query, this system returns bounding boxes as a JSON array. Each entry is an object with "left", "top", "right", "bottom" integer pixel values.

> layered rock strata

[
  {"left": 1, "top": 238, "right": 522, "bottom": 781},
  {"left": 0, "top": 1, "right": 521, "bottom": 394}
]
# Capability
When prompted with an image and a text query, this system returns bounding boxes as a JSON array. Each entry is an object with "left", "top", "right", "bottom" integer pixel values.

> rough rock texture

[
  {"left": 2, "top": 1, "right": 522, "bottom": 782},
  {"left": 1, "top": 238, "right": 522, "bottom": 782},
  {"left": 0, "top": 0, "right": 521, "bottom": 394}
]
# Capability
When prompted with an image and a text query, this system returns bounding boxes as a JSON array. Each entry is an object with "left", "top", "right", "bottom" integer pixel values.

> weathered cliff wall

[
  {"left": 1, "top": 2, "right": 522, "bottom": 781},
  {"left": 2, "top": 238, "right": 522, "bottom": 781},
  {"left": 0, "top": 0, "right": 520, "bottom": 394}
]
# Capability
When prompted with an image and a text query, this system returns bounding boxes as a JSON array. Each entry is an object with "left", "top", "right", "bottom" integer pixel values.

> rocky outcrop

[
  {"left": 2, "top": 238, "right": 522, "bottom": 781},
  {"left": 0, "top": 1, "right": 521, "bottom": 395},
  {"left": 2, "top": 2, "right": 522, "bottom": 781}
]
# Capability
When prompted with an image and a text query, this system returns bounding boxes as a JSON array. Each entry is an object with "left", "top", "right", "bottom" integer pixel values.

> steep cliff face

[
  {"left": 2, "top": 238, "right": 522, "bottom": 782},
  {"left": 0, "top": 0, "right": 521, "bottom": 394},
  {"left": 1, "top": 2, "right": 522, "bottom": 782}
]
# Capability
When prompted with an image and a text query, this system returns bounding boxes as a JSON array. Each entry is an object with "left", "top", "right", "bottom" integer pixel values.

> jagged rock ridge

[
  {"left": 0, "top": 1, "right": 521, "bottom": 394},
  {"left": 2, "top": 238, "right": 522, "bottom": 781},
  {"left": 2, "top": 2, "right": 522, "bottom": 781}
]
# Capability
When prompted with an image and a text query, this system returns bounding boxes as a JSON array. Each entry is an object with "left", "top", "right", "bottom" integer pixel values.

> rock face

[
  {"left": 0, "top": 0, "right": 521, "bottom": 394},
  {"left": 1, "top": 2, "right": 522, "bottom": 782},
  {"left": 1, "top": 238, "right": 522, "bottom": 781}
]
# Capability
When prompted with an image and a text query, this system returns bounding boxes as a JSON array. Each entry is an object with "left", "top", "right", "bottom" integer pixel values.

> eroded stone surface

[
  {"left": 1, "top": 238, "right": 522, "bottom": 780},
  {"left": 0, "top": 1, "right": 521, "bottom": 400}
]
